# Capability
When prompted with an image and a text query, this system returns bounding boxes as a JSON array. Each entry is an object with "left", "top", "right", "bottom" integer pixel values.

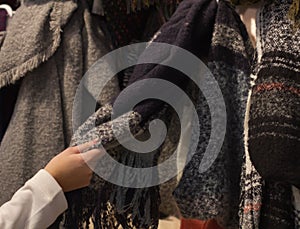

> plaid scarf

[
  {"left": 173, "top": 0, "right": 300, "bottom": 229},
  {"left": 243, "top": 0, "right": 300, "bottom": 228}
]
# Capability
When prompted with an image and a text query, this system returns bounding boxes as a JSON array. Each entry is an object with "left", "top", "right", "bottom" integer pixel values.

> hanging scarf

[
  {"left": 63, "top": 1, "right": 212, "bottom": 227},
  {"left": 0, "top": 0, "right": 181, "bottom": 228},
  {"left": 173, "top": 0, "right": 252, "bottom": 228},
  {"left": 66, "top": 0, "right": 299, "bottom": 228},
  {"left": 172, "top": 0, "right": 299, "bottom": 229},
  {"left": 244, "top": 0, "right": 300, "bottom": 228},
  {"left": 247, "top": 2, "right": 300, "bottom": 186}
]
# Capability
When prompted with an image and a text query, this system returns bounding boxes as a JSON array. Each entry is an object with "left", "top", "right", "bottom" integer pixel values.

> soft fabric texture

[
  {"left": 1, "top": 0, "right": 299, "bottom": 229},
  {"left": 241, "top": 0, "right": 300, "bottom": 228},
  {"left": 92, "top": 0, "right": 180, "bottom": 16},
  {"left": 92, "top": 0, "right": 182, "bottom": 47},
  {"left": 247, "top": 0, "right": 300, "bottom": 189},
  {"left": 0, "top": 169, "right": 67, "bottom": 229},
  {"left": 0, "top": 0, "right": 181, "bottom": 228},
  {"left": 171, "top": 0, "right": 300, "bottom": 229},
  {"left": 64, "top": 1, "right": 213, "bottom": 227},
  {"left": 0, "top": 0, "right": 117, "bottom": 206},
  {"left": 0, "top": 0, "right": 182, "bottom": 228},
  {"left": 173, "top": 0, "right": 252, "bottom": 228}
]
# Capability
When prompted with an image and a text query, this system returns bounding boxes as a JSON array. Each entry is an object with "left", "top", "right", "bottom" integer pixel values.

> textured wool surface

[
  {"left": 171, "top": 0, "right": 300, "bottom": 229},
  {"left": 64, "top": 0, "right": 215, "bottom": 227},
  {"left": 0, "top": 0, "right": 180, "bottom": 228},
  {"left": 173, "top": 1, "right": 252, "bottom": 229},
  {"left": 241, "top": 0, "right": 300, "bottom": 228},
  {"left": 0, "top": 0, "right": 118, "bottom": 212},
  {"left": 248, "top": 0, "right": 300, "bottom": 189},
  {"left": 0, "top": 0, "right": 299, "bottom": 228}
]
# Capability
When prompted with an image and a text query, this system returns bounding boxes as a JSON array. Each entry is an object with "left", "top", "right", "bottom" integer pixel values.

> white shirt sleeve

[{"left": 0, "top": 169, "right": 68, "bottom": 229}]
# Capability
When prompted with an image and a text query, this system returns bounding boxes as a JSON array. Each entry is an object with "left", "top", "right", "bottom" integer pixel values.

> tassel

[{"left": 288, "top": 0, "right": 300, "bottom": 30}]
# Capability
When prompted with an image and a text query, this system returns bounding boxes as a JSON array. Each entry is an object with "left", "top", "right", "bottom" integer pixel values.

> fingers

[
  {"left": 74, "top": 138, "right": 100, "bottom": 154},
  {"left": 80, "top": 147, "right": 106, "bottom": 170}
]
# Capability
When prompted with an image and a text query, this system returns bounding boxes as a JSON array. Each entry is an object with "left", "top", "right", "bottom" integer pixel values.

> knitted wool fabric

[
  {"left": 172, "top": 0, "right": 299, "bottom": 229},
  {"left": 241, "top": 0, "right": 300, "bottom": 228},
  {"left": 0, "top": 0, "right": 119, "bottom": 206},
  {"left": 64, "top": 0, "right": 252, "bottom": 227},
  {"left": 173, "top": 1, "right": 252, "bottom": 228},
  {"left": 63, "top": 1, "right": 213, "bottom": 227},
  {"left": 92, "top": 0, "right": 181, "bottom": 15},
  {"left": 99, "top": 0, "right": 150, "bottom": 47},
  {"left": 0, "top": 1, "right": 180, "bottom": 228},
  {"left": 248, "top": 0, "right": 300, "bottom": 191}
]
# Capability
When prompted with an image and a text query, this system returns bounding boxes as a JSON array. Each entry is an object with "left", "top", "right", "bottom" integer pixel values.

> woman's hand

[{"left": 45, "top": 141, "right": 103, "bottom": 192}]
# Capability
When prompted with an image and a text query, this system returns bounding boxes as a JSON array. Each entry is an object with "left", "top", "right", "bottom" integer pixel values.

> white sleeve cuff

[{"left": 24, "top": 169, "right": 68, "bottom": 228}]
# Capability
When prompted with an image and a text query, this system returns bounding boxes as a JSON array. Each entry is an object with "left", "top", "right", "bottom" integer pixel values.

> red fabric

[{"left": 180, "top": 219, "right": 223, "bottom": 229}]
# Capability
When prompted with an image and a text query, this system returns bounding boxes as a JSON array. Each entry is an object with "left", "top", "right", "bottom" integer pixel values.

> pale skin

[{"left": 45, "top": 140, "right": 104, "bottom": 192}]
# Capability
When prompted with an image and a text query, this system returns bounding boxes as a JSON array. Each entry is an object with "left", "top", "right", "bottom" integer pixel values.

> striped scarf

[{"left": 241, "top": 0, "right": 300, "bottom": 228}]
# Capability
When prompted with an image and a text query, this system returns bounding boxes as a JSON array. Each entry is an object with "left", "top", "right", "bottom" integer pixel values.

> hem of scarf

[
  {"left": 64, "top": 109, "right": 160, "bottom": 229},
  {"left": 0, "top": 1, "right": 62, "bottom": 89}
]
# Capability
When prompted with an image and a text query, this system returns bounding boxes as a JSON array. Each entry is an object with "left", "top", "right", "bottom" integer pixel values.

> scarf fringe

[
  {"left": 64, "top": 151, "right": 160, "bottom": 229},
  {"left": 0, "top": 2, "right": 62, "bottom": 88}
]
